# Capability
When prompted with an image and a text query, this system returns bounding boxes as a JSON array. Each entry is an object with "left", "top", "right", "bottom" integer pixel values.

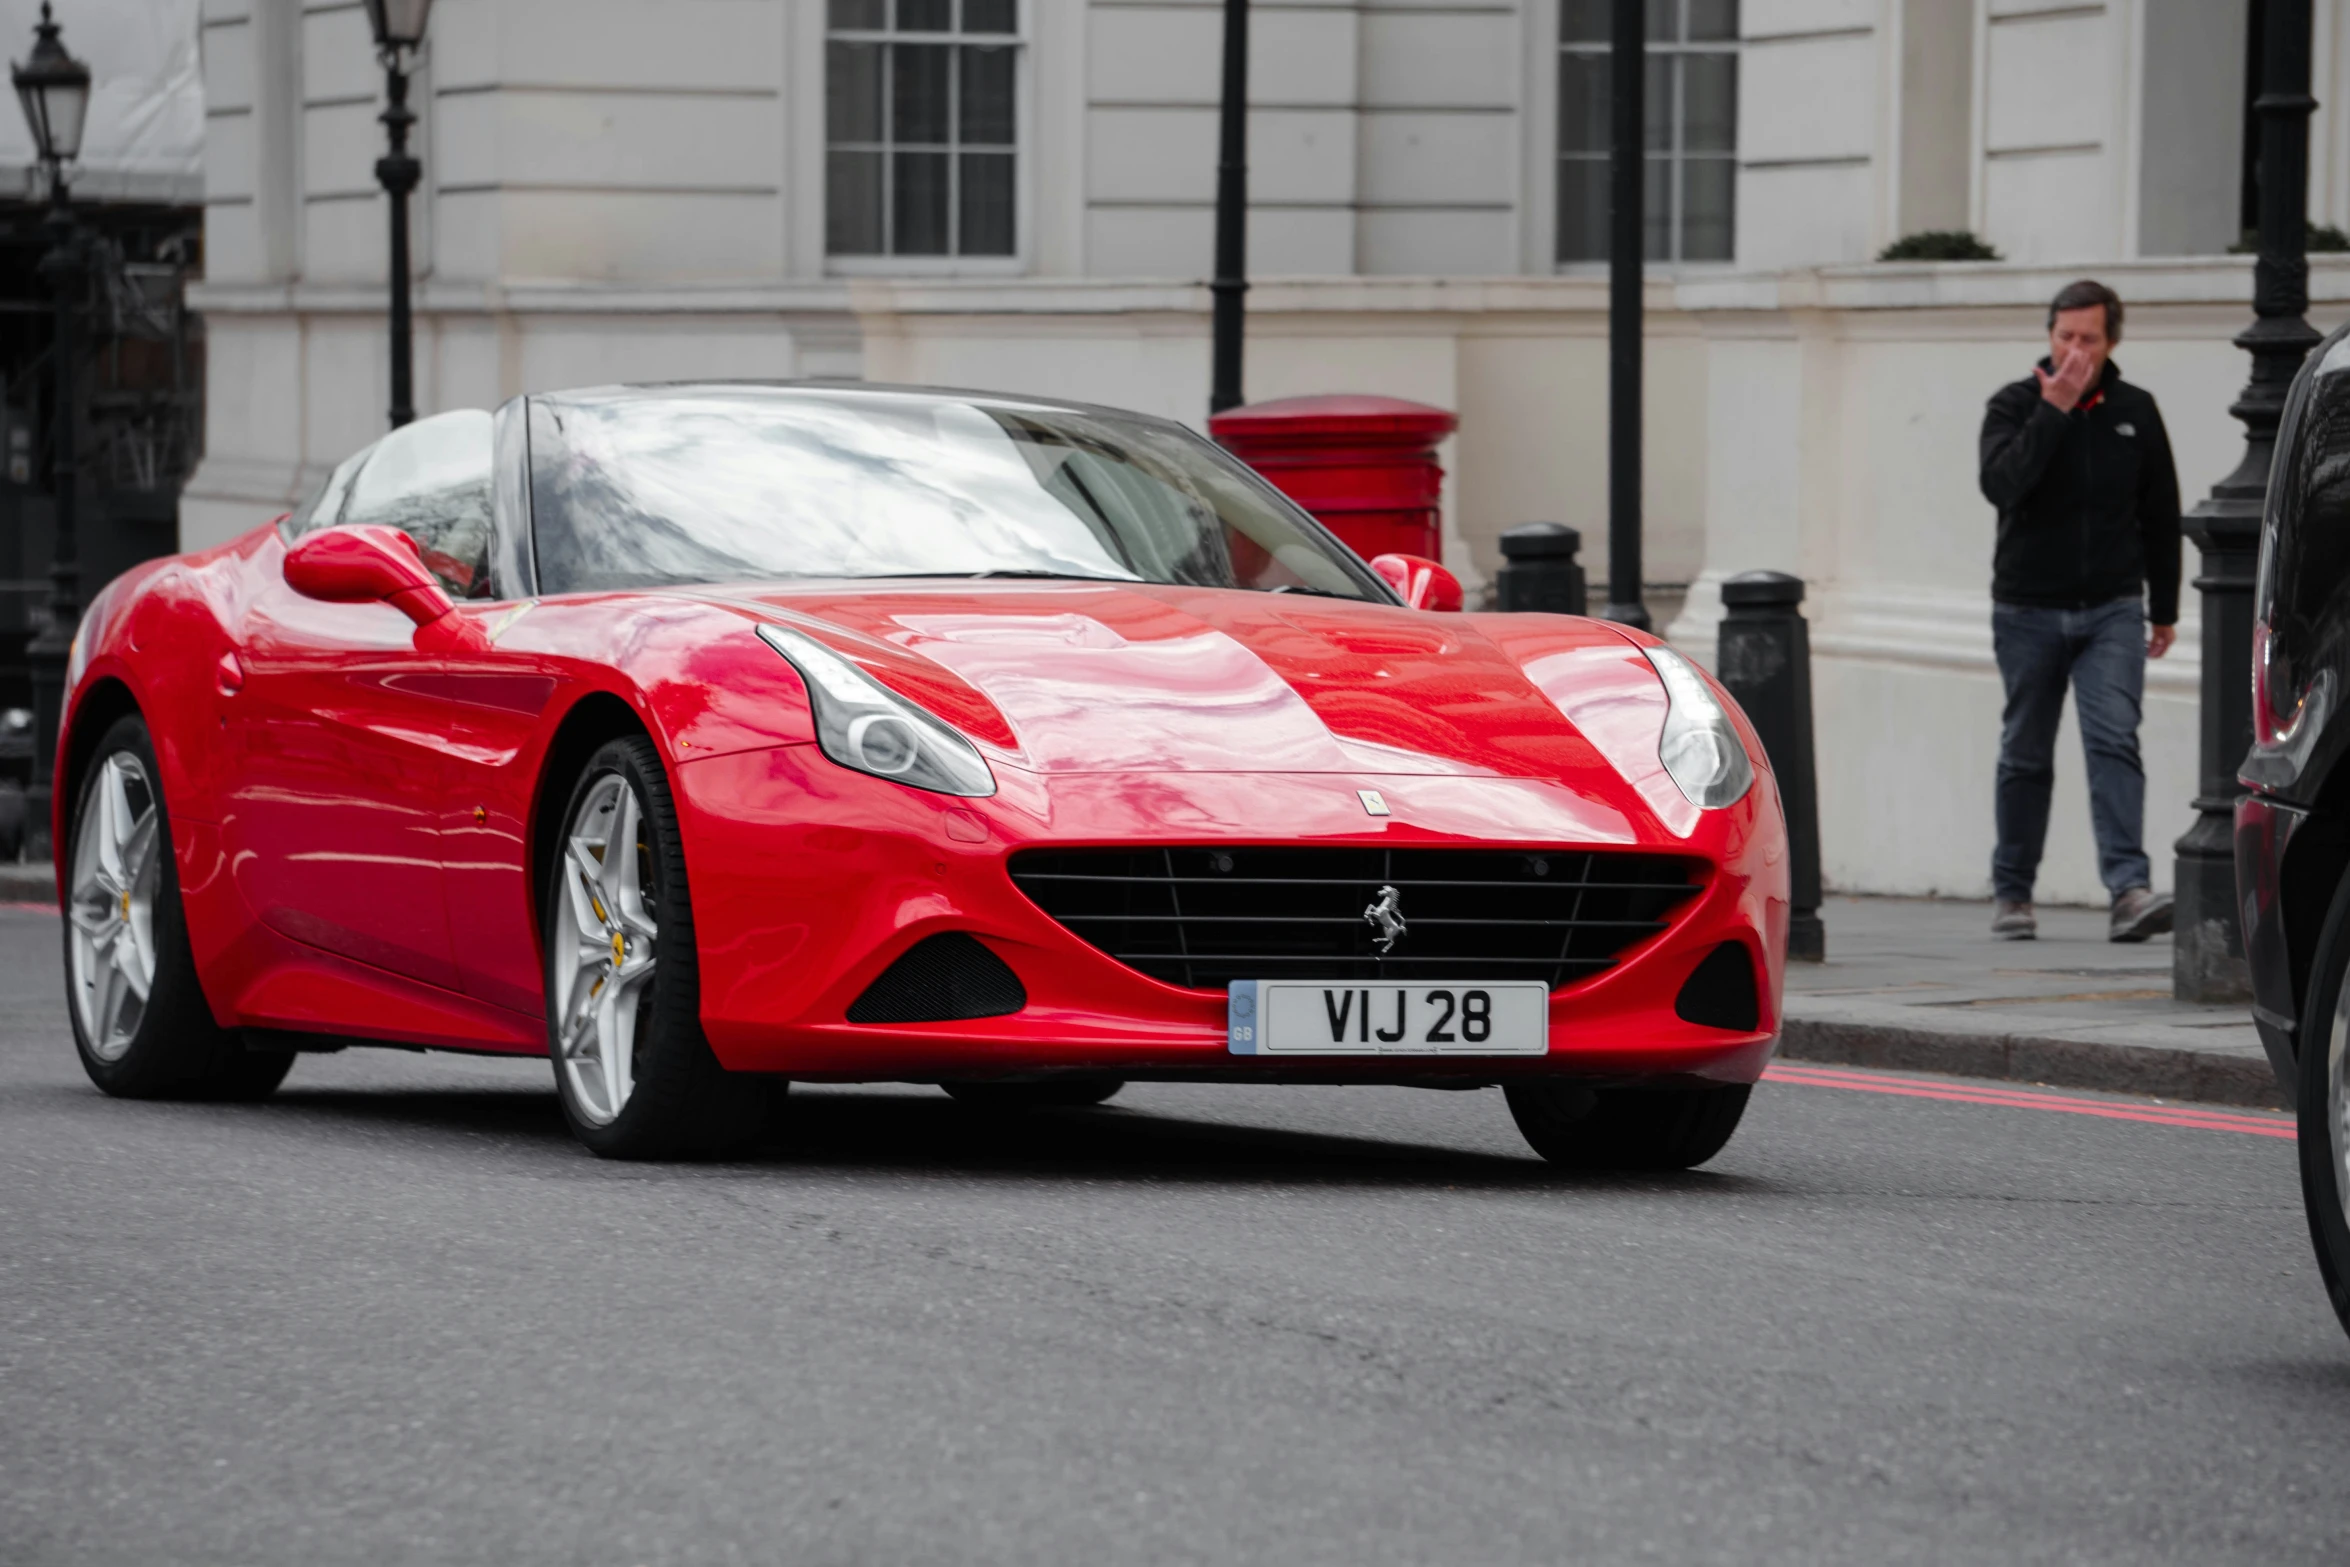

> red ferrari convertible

[{"left": 53, "top": 383, "right": 1786, "bottom": 1162}]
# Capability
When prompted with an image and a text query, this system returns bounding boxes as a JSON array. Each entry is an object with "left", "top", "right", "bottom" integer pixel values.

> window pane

[
  {"left": 962, "top": 0, "right": 1016, "bottom": 33},
  {"left": 829, "top": 0, "right": 885, "bottom": 28},
  {"left": 1682, "top": 156, "right": 1734, "bottom": 261},
  {"left": 899, "top": 0, "right": 951, "bottom": 30},
  {"left": 960, "top": 151, "right": 1014, "bottom": 254},
  {"left": 1563, "top": 0, "right": 1676, "bottom": 44},
  {"left": 1558, "top": 53, "right": 1609, "bottom": 154},
  {"left": 1646, "top": 52, "right": 1670, "bottom": 153},
  {"left": 894, "top": 150, "right": 951, "bottom": 253},
  {"left": 1686, "top": 0, "right": 1738, "bottom": 42},
  {"left": 1683, "top": 51, "right": 1735, "bottom": 153},
  {"left": 1646, "top": 155, "right": 1671, "bottom": 260},
  {"left": 828, "top": 150, "right": 885, "bottom": 253},
  {"left": 827, "top": 41, "right": 883, "bottom": 143},
  {"left": 1560, "top": 0, "right": 1609, "bottom": 43},
  {"left": 1556, "top": 158, "right": 1608, "bottom": 262},
  {"left": 960, "top": 44, "right": 1014, "bottom": 144},
  {"left": 892, "top": 43, "right": 951, "bottom": 143},
  {"left": 342, "top": 409, "right": 497, "bottom": 599}
]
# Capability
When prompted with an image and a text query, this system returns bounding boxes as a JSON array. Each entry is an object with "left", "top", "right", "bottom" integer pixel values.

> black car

[{"left": 2240, "top": 320, "right": 2350, "bottom": 1337}]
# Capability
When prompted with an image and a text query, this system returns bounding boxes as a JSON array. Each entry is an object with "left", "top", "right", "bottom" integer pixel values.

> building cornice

[
  {"left": 190, "top": 258, "right": 2350, "bottom": 322},
  {"left": 186, "top": 279, "right": 860, "bottom": 316}
]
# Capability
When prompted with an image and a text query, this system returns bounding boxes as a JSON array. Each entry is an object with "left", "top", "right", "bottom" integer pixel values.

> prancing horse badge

[{"left": 1363, "top": 885, "right": 1406, "bottom": 953}]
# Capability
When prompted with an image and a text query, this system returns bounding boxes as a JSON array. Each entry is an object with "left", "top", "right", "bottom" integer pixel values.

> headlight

[
  {"left": 757, "top": 624, "right": 996, "bottom": 798},
  {"left": 1643, "top": 646, "right": 1754, "bottom": 809}
]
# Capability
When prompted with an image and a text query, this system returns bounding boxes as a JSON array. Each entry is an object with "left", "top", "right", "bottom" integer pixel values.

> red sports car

[{"left": 53, "top": 383, "right": 1786, "bottom": 1162}]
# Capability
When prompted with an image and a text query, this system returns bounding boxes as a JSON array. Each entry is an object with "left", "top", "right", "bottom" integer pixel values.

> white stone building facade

[{"left": 187, "top": 0, "right": 2350, "bottom": 904}]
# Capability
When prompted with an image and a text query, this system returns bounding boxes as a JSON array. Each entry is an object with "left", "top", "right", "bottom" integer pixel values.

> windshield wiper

[{"left": 1267, "top": 583, "right": 1355, "bottom": 599}]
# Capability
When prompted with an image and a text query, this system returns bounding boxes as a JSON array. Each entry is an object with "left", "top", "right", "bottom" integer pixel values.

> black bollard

[
  {"left": 1716, "top": 572, "right": 1825, "bottom": 961},
  {"left": 1496, "top": 522, "right": 1588, "bottom": 615}
]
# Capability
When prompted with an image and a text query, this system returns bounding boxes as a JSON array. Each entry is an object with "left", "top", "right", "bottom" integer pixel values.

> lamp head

[
  {"left": 12, "top": 3, "right": 89, "bottom": 169},
  {"left": 362, "top": 0, "right": 435, "bottom": 51}
]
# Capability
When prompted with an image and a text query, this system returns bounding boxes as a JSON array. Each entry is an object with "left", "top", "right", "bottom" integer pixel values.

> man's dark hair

[{"left": 2048, "top": 279, "right": 2123, "bottom": 343}]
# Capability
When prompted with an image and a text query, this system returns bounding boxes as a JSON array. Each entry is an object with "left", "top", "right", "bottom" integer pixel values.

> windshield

[{"left": 527, "top": 386, "right": 1385, "bottom": 600}]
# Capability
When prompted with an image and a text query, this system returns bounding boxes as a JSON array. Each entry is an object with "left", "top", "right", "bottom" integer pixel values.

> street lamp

[
  {"left": 363, "top": 0, "right": 433, "bottom": 430},
  {"left": 2173, "top": 0, "right": 2319, "bottom": 1001},
  {"left": 1603, "top": 0, "right": 1647, "bottom": 630},
  {"left": 13, "top": 1, "right": 90, "bottom": 861},
  {"left": 1208, "top": 0, "right": 1247, "bottom": 417}
]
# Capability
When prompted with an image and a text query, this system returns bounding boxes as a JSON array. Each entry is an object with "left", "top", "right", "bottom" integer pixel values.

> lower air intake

[
  {"left": 1673, "top": 941, "right": 1760, "bottom": 1031},
  {"left": 847, "top": 933, "right": 1027, "bottom": 1024}
]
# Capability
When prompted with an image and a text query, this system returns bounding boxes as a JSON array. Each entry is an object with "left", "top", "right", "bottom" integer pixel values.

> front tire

[
  {"left": 65, "top": 715, "right": 293, "bottom": 1101},
  {"left": 2294, "top": 866, "right": 2350, "bottom": 1339},
  {"left": 544, "top": 735, "right": 767, "bottom": 1159},
  {"left": 1505, "top": 1080, "right": 1751, "bottom": 1170}
]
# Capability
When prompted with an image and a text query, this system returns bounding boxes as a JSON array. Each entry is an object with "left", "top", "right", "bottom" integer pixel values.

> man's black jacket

[{"left": 1979, "top": 359, "right": 2181, "bottom": 624}]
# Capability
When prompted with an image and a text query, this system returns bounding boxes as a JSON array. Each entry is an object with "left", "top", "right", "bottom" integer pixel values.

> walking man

[{"left": 1979, "top": 279, "right": 2180, "bottom": 942}]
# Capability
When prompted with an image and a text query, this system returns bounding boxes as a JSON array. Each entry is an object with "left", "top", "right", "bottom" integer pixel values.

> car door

[
  {"left": 432, "top": 398, "right": 565, "bottom": 1018},
  {"left": 222, "top": 411, "right": 499, "bottom": 991}
]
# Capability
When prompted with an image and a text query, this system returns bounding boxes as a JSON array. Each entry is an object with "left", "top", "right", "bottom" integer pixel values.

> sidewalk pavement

[
  {"left": 1781, "top": 895, "right": 2282, "bottom": 1109},
  {"left": 0, "top": 860, "right": 51, "bottom": 903},
  {"left": 0, "top": 862, "right": 2284, "bottom": 1108}
]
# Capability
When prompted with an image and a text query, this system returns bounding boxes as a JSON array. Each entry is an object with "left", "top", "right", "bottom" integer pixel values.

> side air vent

[
  {"left": 1674, "top": 941, "right": 1760, "bottom": 1032},
  {"left": 847, "top": 933, "right": 1027, "bottom": 1024}
]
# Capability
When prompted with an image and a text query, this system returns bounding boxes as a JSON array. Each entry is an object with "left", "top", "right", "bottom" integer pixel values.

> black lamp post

[
  {"left": 2174, "top": 0, "right": 2318, "bottom": 1002},
  {"left": 1208, "top": 0, "right": 1248, "bottom": 417},
  {"left": 364, "top": 0, "right": 432, "bottom": 430},
  {"left": 1604, "top": 0, "right": 1648, "bottom": 629},
  {"left": 13, "top": 1, "right": 90, "bottom": 862}
]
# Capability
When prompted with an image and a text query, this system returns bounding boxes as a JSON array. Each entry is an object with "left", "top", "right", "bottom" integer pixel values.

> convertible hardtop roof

[{"left": 526, "top": 378, "right": 1195, "bottom": 436}]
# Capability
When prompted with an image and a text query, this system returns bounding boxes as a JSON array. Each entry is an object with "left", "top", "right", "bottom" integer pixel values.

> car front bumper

[{"left": 673, "top": 745, "right": 1789, "bottom": 1085}]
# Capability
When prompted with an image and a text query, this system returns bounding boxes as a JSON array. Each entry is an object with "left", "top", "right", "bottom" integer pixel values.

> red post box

[{"left": 1208, "top": 394, "right": 1459, "bottom": 563}]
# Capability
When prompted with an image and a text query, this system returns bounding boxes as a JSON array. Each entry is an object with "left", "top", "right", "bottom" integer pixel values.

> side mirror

[
  {"left": 1369, "top": 552, "right": 1464, "bottom": 613},
  {"left": 284, "top": 524, "right": 453, "bottom": 629}
]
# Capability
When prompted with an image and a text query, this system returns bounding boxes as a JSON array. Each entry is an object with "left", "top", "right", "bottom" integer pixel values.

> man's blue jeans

[{"left": 1991, "top": 598, "right": 2150, "bottom": 903}]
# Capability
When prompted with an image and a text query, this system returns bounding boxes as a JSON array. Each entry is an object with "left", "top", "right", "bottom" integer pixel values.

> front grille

[{"left": 1008, "top": 847, "right": 1704, "bottom": 993}]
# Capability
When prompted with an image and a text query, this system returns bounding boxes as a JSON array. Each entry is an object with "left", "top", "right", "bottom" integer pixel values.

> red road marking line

[
  {"left": 0, "top": 900, "right": 56, "bottom": 913},
  {"left": 1763, "top": 1063, "right": 2294, "bottom": 1139},
  {"left": 1768, "top": 1062, "right": 2286, "bottom": 1127},
  {"left": 1771, "top": 1062, "right": 2285, "bottom": 1124}
]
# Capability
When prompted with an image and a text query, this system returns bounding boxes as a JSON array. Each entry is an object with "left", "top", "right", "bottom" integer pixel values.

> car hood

[{"left": 712, "top": 580, "right": 1674, "bottom": 792}]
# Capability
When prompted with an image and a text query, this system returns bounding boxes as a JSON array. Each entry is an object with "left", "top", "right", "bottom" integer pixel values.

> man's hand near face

[
  {"left": 2148, "top": 623, "right": 2175, "bottom": 659},
  {"left": 2036, "top": 344, "right": 2099, "bottom": 412}
]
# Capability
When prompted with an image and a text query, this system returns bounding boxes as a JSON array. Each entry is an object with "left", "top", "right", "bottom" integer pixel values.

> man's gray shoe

[
  {"left": 1992, "top": 900, "right": 2036, "bottom": 940},
  {"left": 2110, "top": 886, "right": 2173, "bottom": 943}
]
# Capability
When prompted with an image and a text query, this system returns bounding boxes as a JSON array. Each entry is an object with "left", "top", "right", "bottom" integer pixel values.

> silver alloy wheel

[
  {"left": 2333, "top": 965, "right": 2350, "bottom": 1230},
  {"left": 67, "top": 752, "right": 161, "bottom": 1062},
  {"left": 553, "top": 772, "right": 659, "bottom": 1126}
]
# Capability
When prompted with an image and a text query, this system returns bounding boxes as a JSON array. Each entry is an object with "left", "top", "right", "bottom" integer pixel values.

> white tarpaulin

[{"left": 0, "top": 0, "right": 200, "bottom": 204}]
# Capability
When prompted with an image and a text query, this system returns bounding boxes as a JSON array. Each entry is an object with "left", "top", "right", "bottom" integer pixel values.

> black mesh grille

[
  {"left": 1009, "top": 847, "right": 1704, "bottom": 993},
  {"left": 847, "top": 933, "right": 1028, "bottom": 1023},
  {"left": 1674, "top": 941, "right": 1760, "bottom": 1031}
]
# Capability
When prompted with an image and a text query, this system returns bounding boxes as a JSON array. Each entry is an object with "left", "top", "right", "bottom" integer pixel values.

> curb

[
  {"left": 0, "top": 862, "right": 55, "bottom": 905},
  {"left": 1778, "top": 1014, "right": 2286, "bottom": 1111}
]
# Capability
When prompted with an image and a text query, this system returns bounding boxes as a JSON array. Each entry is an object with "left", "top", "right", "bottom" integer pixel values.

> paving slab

[
  {"left": 0, "top": 860, "right": 51, "bottom": 904},
  {"left": 1781, "top": 895, "right": 2282, "bottom": 1108}
]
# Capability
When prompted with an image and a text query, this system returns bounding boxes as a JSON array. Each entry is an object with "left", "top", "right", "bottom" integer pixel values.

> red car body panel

[{"left": 57, "top": 520, "right": 1788, "bottom": 1086}]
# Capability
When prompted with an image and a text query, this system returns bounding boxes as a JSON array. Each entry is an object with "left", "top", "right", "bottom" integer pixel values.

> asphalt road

[{"left": 3, "top": 904, "right": 2348, "bottom": 1566}]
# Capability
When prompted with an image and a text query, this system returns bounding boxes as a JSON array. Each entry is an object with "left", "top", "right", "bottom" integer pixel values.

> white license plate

[{"left": 1226, "top": 980, "right": 1551, "bottom": 1056}]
